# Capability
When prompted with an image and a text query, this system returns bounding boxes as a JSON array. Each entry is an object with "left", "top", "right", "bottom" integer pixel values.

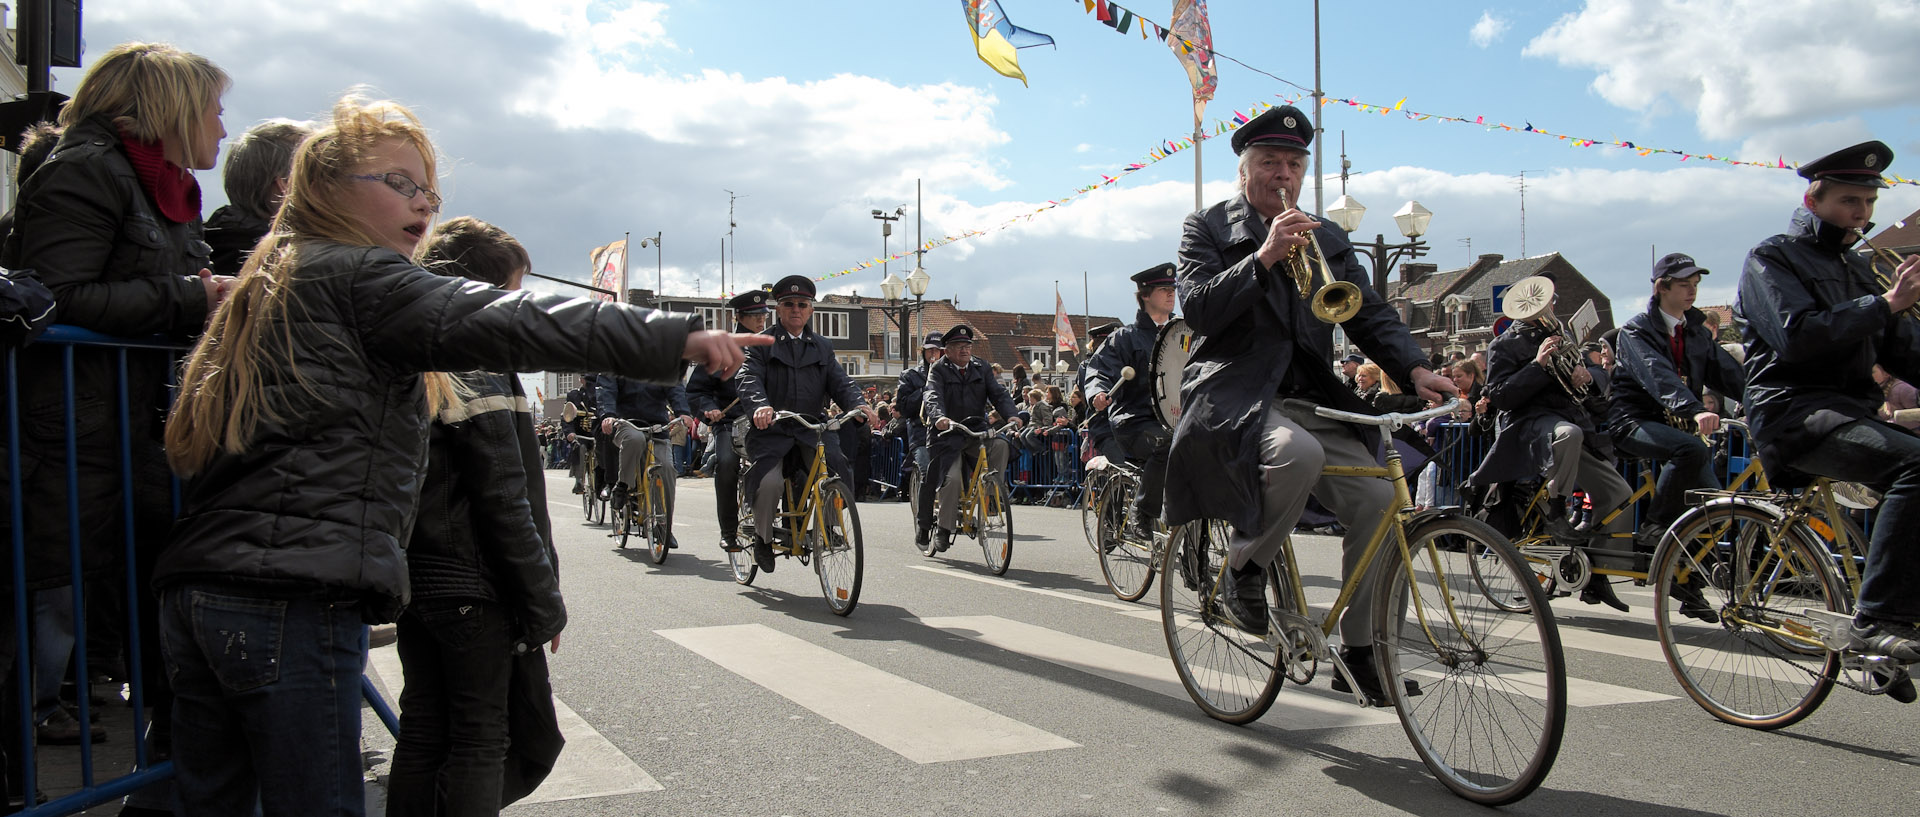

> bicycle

[
  {"left": 576, "top": 435, "right": 605, "bottom": 525},
  {"left": 607, "top": 420, "right": 677, "bottom": 564},
  {"left": 1649, "top": 474, "right": 1900, "bottom": 729},
  {"left": 1159, "top": 398, "right": 1565, "bottom": 805},
  {"left": 1483, "top": 420, "right": 1774, "bottom": 612},
  {"left": 925, "top": 422, "right": 1014, "bottom": 576},
  {"left": 728, "top": 410, "right": 865, "bottom": 616},
  {"left": 1085, "top": 457, "right": 1164, "bottom": 602}
]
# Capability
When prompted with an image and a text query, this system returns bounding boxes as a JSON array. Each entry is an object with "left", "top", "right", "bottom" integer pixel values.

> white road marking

[
  {"left": 919, "top": 615, "right": 1401, "bottom": 730},
  {"left": 657, "top": 623, "right": 1079, "bottom": 763},
  {"left": 910, "top": 565, "right": 1143, "bottom": 612},
  {"left": 365, "top": 644, "right": 664, "bottom": 803}
]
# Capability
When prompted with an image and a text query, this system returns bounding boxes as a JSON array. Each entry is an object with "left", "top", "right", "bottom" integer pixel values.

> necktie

[{"left": 1670, "top": 326, "right": 1687, "bottom": 380}]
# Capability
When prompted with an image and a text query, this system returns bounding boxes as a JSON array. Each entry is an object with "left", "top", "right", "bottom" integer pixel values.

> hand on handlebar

[
  {"left": 935, "top": 416, "right": 951, "bottom": 432},
  {"left": 753, "top": 406, "right": 774, "bottom": 429}
]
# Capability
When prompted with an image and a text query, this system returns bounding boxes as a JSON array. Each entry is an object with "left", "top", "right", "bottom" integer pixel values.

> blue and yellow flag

[{"left": 962, "top": 0, "right": 1054, "bottom": 86}]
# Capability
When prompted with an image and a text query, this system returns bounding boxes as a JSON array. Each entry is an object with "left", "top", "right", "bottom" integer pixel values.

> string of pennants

[{"left": 1067, "top": 0, "right": 1917, "bottom": 185}]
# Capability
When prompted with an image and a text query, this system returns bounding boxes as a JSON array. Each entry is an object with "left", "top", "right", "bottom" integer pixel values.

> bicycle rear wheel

[
  {"left": 613, "top": 490, "right": 633, "bottom": 549},
  {"left": 814, "top": 480, "right": 864, "bottom": 616},
  {"left": 1079, "top": 470, "right": 1105, "bottom": 551},
  {"left": 1374, "top": 515, "right": 1565, "bottom": 806},
  {"left": 729, "top": 465, "right": 757, "bottom": 585},
  {"left": 1097, "top": 474, "right": 1154, "bottom": 602},
  {"left": 980, "top": 478, "right": 1013, "bottom": 576},
  {"left": 1652, "top": 501, "right": 1841, "bottom": 729},
  {"left": 646, "top": 464, "right": 673, "bottom": 565},
  {"left": 1159, "top": 518, "right": 1283, "bottom": 724}
]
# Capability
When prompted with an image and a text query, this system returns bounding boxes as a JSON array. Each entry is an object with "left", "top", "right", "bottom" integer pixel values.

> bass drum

[{"left": 1148, "top": 317, "right": 1196, "bottom": 429}]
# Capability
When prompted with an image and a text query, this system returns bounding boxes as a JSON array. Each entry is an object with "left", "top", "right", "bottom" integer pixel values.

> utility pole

[{"left": 1311, "top": 0, "right": 1325, "bottom": 215}]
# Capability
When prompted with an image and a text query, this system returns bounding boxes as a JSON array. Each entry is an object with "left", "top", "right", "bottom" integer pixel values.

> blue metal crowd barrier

[
  {"left": 1005, "top": 428, "right": 1083, "bottom": 506},
  {"left": 869, "top": 435, "right": 907, "bottom": 499},
  {"left": 4, "top": 326, "right": 397, "bottom": 816}
]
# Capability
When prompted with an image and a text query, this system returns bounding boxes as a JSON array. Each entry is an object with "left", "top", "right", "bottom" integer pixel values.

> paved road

[{"left": 363, "top": 474, "right": 1919, "bottom": 817}]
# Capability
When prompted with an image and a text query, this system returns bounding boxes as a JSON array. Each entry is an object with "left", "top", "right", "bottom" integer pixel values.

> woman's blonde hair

[
  {"left": 60, "top": 41, "right": 229, "bottom": 149},
  {"left": 1357, "top": 361, "right": 1404, "bottom": 394},
  {"left": 168, "top": 93, "right": 448, "bottom": 476}
]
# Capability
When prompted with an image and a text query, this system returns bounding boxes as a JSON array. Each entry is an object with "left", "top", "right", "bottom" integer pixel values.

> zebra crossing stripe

[
  {"left": 657, "top": 623, "right": 1079, "bottom": 763},
  {"left": 910, "top": 565, "right": 1142, "bottom": 611},
  {"left": 918, "top": 615, "right": 1402, "bottom": 730}
]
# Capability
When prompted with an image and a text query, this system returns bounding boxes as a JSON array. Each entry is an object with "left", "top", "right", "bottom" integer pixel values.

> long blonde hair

[
  {"left": 167, "top": 94, "right": 452, "bottom": 476},
  {"left": 60, "top": 41, "right": 228, "bottom": 151}
]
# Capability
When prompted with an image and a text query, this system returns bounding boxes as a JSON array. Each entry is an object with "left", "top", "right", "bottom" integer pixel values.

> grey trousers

[
  {"left": 1226, "top": 402, "right": 1394, "bottom": 646},
  {"left": 1545, "top": 421, "right": 1632, "bottom": 536},
  {"left": 611, "top": 421, "right": 677, "bottom": 500},
  {"left": 936, "top": 439, "right": 1010, "bottom": 530}
]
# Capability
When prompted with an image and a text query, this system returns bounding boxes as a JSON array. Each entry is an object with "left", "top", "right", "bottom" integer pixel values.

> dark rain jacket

[
  {"left": 924, "top": 356, "right": 1019, "bottom": 456},
  {"left": 895, "top": 360, "right": 933, "bottom": 450},
  {"left": 155, "top": 242, "right": 696, "bottom": 622},
  {"left": 597, "top": 373, "right": 689, "bottom": 426},
  {"left": 408, "top": 371, "right": 565, "bottom": 650},
  {"left": 686, "top": 321, "right": 757, "bottom": 423},
  {"left": 1165, "top": 194, "right": 1428, "bottom": 532},
  {"left": 1607, "top": 300, "right": 1745, "bottom": 434},
  {"left": 737, "top": 324, "right": 865, "bottom": 445},
  {"left": 1735, "top": 208, "right": 1920, "bottom": 481},
  {"left": 0, "top": 115, "right": 212, "bottom": 590},
  {"left": 1084, "top": 309, "right": 1168, "bottom": 433},
  {"left": 202, "top": 204, "right": 270, "bottom": 276},
  {"left": 1467, "top": 321, "right": 1610, "bottom": 487}
]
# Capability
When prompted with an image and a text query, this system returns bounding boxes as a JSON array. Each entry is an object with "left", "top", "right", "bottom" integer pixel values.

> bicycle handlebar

[
  {"left": 771, "top": 408, "right": 867, "bottom": 432},
  {"left": 1281, "top": 398, "right": 1463, "bottom": 434},
  {"left": 608, "top": 418, "right": 678, "bottom": 437},
  {"left": 937, "top": 421, "right": 991, "bottom": 440}
]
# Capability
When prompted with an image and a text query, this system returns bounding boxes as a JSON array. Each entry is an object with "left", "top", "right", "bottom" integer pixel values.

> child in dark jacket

[{"left": 386, "top": 217, "right": 563, "bottom": 815}]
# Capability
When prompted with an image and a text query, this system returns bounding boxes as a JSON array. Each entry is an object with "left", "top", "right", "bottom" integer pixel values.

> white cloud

[
  {"left": 1524, "top": 0, "right": 1920, "bottom": 140},
  {"left": 1469, "top": 11, "right": 1510, "bottom": 48}
]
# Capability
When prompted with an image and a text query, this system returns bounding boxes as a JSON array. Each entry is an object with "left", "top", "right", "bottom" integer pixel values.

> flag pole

[{"left": 622, "top": 231, "right": 631, "bottom": 304}]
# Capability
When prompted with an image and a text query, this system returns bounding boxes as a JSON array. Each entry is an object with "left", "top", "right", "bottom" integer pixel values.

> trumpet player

[
  {"left": 1737, "top": 140, "right": 1920, "bottom": 664},
  {"left": 1470, "top": 273, "right": 1636, "bottom": 611},
  {"left": 1165, "top": 104, "right": 1456, "bottom": 706},
  {"left": 1609, "top": 254, "right": 1745, "bottom": 545}
]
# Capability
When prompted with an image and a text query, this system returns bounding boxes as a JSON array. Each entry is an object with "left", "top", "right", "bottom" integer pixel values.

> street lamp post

[
  {"left": 907, "top": 264, "right": 930, "bottom": 361},
  {"left": 1327, "top": 197, "right": 1432, "bottom": 296},
  {"left": 639, "top": 232, "right": 662, "bottom": 296},
  {"left": 873, "top": 207, "right": 906, "bottom": 372}
]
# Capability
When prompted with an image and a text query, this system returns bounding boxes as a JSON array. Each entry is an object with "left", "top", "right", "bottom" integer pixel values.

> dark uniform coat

[
  {"left": 1736, "top": 208, "right": 1920, "bottom": 480},
  {"left": 1608, "top": 300, "right": 1745, "bottom": 434},
  {"left": 737, "top": 323, "right": 866, "bottom": 482},
  {"left": 597, "top": 373, "right": 688, "bottom": 426},
  {"left": 1467, "top": 321, "right": 1610, "bottom": 487},
  {"left": 923, "top": 356, "right": 1019, "bottom": 477},
  {"left": 1166, "top": 193, "right": 1428, "bottom": 533},
  {"left": 895, "top": 362, "right": 932, "bottom": 452},
  {"left": 684, "top": 322, "right": 755, "bottom": 424},
  {"left": 1084, "top": 309, "right": 1166, "bottom": 433}
]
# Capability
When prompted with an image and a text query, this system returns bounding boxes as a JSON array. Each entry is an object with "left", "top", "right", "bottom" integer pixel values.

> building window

[
  {"left": 838, "top": 355, "right": 863, "bottom": 376},
  {"left": 697, "top": 306, "right": 735, "bottom": 331},
  {"left": 813, "top": 310, "right": 849, "bottom": 339}
]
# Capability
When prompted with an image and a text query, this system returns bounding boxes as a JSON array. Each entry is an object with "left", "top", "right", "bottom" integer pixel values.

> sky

[{"left": 54, "top": 0, "right": 1920, "bottom": 329}]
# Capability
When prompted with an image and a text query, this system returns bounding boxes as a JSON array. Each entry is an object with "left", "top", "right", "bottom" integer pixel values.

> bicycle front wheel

[
  {"left": 1159, "top": 519, "right": 1282, "bottom": 724},
  {"left": 1652, "top": 501, "right": 1841, "bottom": 729},
  {"left": 980, "top": 478, "right": 1013, "bottom": 576},
  {"left": 613, "top": 491, "right": 633, "bottom": 549},
  {"left": 1097, "top": 474, "right": 1154, "bottom": 602},
  {"left": 1374, "top": 515, "right": 1565, "bottom": 806},
  {"left": 814, "top": 480, "right": 864, "bottom": 616},
  {"left": 646, "top": 464, "right": 673, "bottom": 565},
  {"left": 729, "top": 467, "right": 757, "bottom": 585}
]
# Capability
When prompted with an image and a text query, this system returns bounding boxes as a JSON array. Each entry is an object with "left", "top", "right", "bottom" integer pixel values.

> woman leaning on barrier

[{"left": 0, "top": 42, "right": 232, "bottom": 772}]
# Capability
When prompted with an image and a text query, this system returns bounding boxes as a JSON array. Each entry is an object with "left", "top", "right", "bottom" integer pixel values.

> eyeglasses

[
  {"left": 350, "top": 172, "right": 441, "bottom": 213},
  {"left": 778, "top": 300, "right": 813, "bottom": 309}
]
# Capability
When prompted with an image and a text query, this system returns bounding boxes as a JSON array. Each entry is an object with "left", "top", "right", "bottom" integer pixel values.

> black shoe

[
  {"left": 1850, "top": 616, "right": 1920, "bottom": 662},
  {"left": 721, "top": 537, "right": 742, "bottom": 553},
  {"left": 1634, "top": 522, "right": 1669, "bottom": 553},
  {"left": 915, "top": 526, "right": 931, "bottom": 549},
  {"left": 752, "top": 537, "right": 777, "bottom": 573},
  {"left": 935, "top": 528, "right": 953, "bottom": 553},
  {"left": 36, "top": 709, "right": 105, "bottom": 745},
  {"left": 1330, "top": 645, "right": 1421, "bottom": 706},
  {"left": 1580, "top": 579, "right": 1630, "bottom": 613},
  {"left": 665, "top": 534, "right": 679, "bottom": 550},
  {"left": 1218, "top": 563, "right": 1270, "bottom": 636},
  {"left": 1670, "top": 577, "right": 1718, "bottom": 623},
  {"left": 1888, "top": 675, "right": 1917, "bottom": 704},
  {"left": 1125, "top": 517, "right": 1153, "bottom": 543}
]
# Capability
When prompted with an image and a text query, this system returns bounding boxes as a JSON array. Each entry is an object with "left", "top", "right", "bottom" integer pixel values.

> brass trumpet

[{"left": 1282, "top": 190, "right": 1362, "bottom": 324}]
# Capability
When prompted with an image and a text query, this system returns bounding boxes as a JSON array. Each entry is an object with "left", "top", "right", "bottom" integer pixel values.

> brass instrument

[
  {"left": 1500, "top": 275, "right": 1588, "bottom": 398},
  {"left": 1857, "top": 230, "right": 1920, "bottom": 322},
  {"left": 1281, "top": 190, "right": 1362, "bottom": 324}
]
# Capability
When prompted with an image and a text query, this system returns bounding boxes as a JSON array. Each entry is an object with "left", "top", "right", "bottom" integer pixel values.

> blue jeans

[
  {"left": 159, "top": 584, "right": 368, "bottom": 817},
  {"left": 1613, "top": 419, "right": 1716, "bottom": 529},
  {"left": 1792, "top": 419, "right": 1920, "bottom": 621},
  {"left": 387, "top": 600, "right": 513, "bottom": 817}
]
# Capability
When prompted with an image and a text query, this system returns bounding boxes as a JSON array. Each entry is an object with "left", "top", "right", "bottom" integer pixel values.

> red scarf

[{"left": 119, "top": 133, "right": 201, "bottom": 224}]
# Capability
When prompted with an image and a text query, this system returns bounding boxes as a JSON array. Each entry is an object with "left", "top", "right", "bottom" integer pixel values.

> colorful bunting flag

[{"left": 962, "top": 0, "right": 1055, "bottom": 86}]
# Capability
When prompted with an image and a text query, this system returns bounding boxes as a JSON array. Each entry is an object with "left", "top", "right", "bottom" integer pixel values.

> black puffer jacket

[
  {"left": 155, "top": 242, "right": 695, "bottom": 622},
  {"left": 1736, "top": 207, "right": 1920, "bottom": 479},
  {"left": 1608, "top": 300, "right": 1744, "bottom": 432},
  {"left": 409, "top": 371, "right": 564, "bottom": 649},
  {"left": 202, "top": 204, "right": 270, "bottom": 276},
  {"left": 0, "top": 115, "right": 211, "bottom": 590},
  {"left": 1084, "top": 309, "right": 1164, "bottom": 432}
]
